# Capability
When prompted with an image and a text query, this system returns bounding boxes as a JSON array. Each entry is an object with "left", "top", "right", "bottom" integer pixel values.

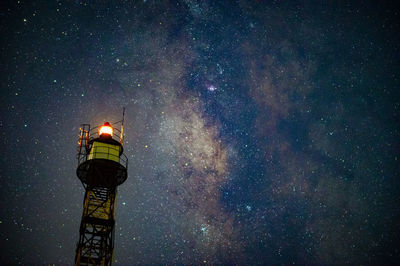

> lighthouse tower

[{"left": 74, "top": 120, "right": 128, "bottom": 265}]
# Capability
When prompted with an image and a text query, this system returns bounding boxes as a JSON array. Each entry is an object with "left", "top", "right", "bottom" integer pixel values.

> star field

[{"left": 0, "top": 1, "right": 399, "bottom": 264}]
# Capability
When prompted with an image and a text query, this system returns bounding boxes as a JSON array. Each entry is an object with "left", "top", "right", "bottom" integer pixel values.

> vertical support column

[{"left": 75, "top": 186, "right": 116, "bottom": 266}]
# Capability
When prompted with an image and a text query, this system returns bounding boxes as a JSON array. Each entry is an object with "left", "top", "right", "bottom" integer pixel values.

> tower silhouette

[{"left": 74, "top": 119, "right": 128, "bottom": 265}]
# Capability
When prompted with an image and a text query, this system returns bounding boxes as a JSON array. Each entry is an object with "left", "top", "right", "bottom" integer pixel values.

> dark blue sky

[{"left": 1, "top": 1, "right": 399, "bottom": 264}]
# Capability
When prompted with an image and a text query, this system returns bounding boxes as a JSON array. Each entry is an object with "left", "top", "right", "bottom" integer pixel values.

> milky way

[{"left": 0, "top": 1, "right": 399, "bottom": 264}]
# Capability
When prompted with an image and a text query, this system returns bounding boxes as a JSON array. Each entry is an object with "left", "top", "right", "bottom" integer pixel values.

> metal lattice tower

[{"left": 74, "top": 120, "right": 128, "bottom": 266}]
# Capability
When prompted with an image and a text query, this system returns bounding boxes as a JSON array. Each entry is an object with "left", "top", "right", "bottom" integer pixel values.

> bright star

[
  {"left": 207, "top": 85, "right": 217, "bottom": 91},
  {"left": 200, "top": 225, "right": 208, "bottom": 234}
]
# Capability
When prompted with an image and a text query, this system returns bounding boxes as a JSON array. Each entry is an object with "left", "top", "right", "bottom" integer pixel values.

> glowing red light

[{"left": 99, "top": 122, "right": 113, "bottom": 136}]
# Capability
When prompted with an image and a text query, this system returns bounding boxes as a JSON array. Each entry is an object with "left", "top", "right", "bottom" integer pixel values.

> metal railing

[
  {"left": 78, "top": 145, "right": 128, "bottom": 170},
  {"left": 88, "top": 125, "right": 124, "bottom": 146}
]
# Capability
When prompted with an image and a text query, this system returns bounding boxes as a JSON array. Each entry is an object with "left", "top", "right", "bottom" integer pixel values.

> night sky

[{"left": 1, "top": 1, "right": 400, "bottom": 264}]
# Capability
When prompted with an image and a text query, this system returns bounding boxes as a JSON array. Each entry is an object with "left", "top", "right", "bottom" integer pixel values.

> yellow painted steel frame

[
  {"left": 88, "top": 141, "right": 121, "bottom": 163},
  {"left": 75, "top": 187, "right": 116, "bottom": 266}
]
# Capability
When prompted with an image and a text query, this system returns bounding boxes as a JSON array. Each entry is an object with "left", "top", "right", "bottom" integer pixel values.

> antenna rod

[
  {"left": 122, "top": 107, "right": 125, "bottom": 126},
  {"left": 120, "top": 107, "right": 125, "bottom": 144}
]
